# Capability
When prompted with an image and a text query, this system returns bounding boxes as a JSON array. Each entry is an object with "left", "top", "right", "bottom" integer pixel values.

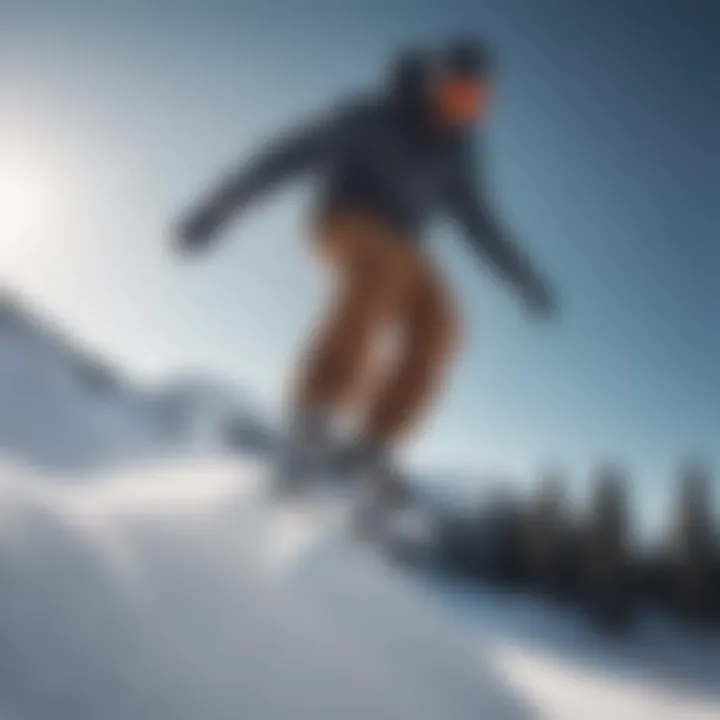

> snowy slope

[
  {"left": 0, "top": 294, "right": 270, "bottom": 473},
  {"left": 0, "top": 457, "right": 718, "bottom": 720},
  {"left": 1, "top": 293, "right": 718, "bottom": 719}
]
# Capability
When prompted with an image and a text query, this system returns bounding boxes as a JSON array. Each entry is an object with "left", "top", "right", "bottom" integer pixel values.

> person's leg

[
  {"left": 292, "top": 213, "right": 415, "bottom": 428},
  {"left": 332, "top": 251, "right": 461, "bottom": 511},
  {"left": 278, "top": 214, "right": 412, "bottom": 492},
  {"left": 364, "top": 252, "right": 461, "bottom": 446}
]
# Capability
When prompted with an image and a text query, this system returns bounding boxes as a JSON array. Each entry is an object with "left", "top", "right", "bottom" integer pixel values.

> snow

[
  {"left": 0, "top": 294, "right": 269, "bottom": 473},
  {"left": 1, "top": 293, "right": 719, "bottom": 719},
  {"left": 0, "top": 456, "right": 718, "bottom": 720}
]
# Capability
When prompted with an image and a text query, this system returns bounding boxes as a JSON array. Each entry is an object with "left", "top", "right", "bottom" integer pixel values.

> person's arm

[
  {"left": 175, "top": 102, "right": 361, "bottom": 252},
  {"left": 447, "top": 144, "right": 556, "bottom": 316}
]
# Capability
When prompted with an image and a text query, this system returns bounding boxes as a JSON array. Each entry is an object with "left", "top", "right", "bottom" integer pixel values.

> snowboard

[
  {"left": 263, "top": 460, "right": 399, "bottom": 550},
  {"left": 253, "top": 466, "right": 370, "bottom": 572}
]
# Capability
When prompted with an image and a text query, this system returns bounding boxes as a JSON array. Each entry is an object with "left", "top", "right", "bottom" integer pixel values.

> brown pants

[{"left": 294, "top": 212, "right": 460, "bottom": 445}]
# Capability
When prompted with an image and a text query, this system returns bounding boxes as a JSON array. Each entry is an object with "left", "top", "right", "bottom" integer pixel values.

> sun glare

[{"left": 0, "top": 131, "right": 74, "bottom": 245}]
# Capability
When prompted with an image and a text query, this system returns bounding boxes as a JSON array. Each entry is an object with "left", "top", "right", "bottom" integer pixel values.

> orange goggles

[{"left": 435, "top": 77, "right": 489, "bottom": 124}]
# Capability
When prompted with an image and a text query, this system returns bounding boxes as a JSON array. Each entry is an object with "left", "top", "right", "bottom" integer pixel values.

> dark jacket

[{"left": 180, "top": 54, "right": 552, "bottom": 303}]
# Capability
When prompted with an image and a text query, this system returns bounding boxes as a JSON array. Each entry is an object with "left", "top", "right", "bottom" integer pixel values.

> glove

[
  {"left": 173, "top": 202, "right": 226, "bottom": 256},
  {"left": 521, "top": 275, "right": 558, "bottom": 320}
]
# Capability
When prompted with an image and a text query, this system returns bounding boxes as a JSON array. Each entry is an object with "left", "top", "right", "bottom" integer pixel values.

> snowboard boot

[
  {"left": 271, "top": 406, "right": 334, "bottom": 498},
  {"left": 331, "top": 435, "right": 412, "bottom": 537}
]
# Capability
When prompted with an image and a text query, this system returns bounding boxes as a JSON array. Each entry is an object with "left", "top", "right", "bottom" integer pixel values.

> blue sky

[{"left": 1, "top": 1, "right": 718, "bottom": 534}]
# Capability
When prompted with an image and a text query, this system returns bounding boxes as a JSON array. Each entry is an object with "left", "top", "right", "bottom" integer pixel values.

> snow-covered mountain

[{"left": 0, "top": 292, "right": 273, "bottom": 474}]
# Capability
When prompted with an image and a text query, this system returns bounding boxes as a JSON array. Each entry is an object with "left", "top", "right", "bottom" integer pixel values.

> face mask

[{"left": 434, "top": 76, "right": 490, "bottom": 126}]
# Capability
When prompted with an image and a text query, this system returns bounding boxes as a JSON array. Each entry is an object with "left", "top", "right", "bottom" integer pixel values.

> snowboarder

[{"left": 174, "top": 38, "right": 557, "bottom": 504}]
